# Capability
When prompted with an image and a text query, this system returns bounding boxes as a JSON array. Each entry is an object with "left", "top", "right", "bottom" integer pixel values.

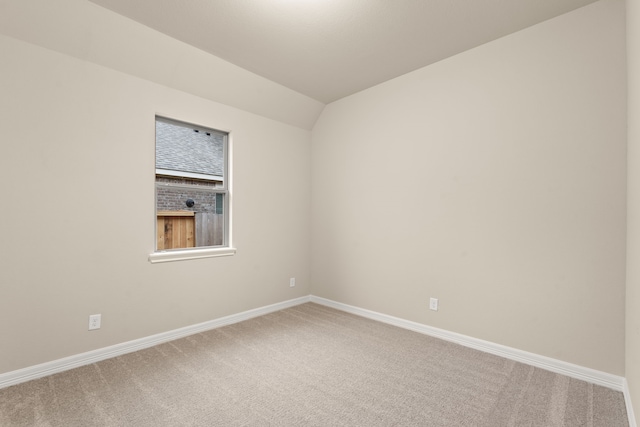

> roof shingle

[{"left": 155, "top": 119, "right": 224, "bottom": 178}]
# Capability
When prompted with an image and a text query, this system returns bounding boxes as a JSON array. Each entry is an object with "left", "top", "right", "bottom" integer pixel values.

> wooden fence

[
  {"left": 157, "top": 211, "right": 223, "bottom": 250},
  {"left": 195, "top": 212, "right": 224, "bottom": 247}
]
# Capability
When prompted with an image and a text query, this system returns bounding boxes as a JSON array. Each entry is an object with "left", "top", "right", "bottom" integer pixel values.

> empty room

[{"left": 1, "top": 0, "right": 639, "bottom": 425}]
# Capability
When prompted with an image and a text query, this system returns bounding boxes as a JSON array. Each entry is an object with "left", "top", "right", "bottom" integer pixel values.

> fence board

[
  {"left": 195, "top": 213, "right": 224, "bottom": 247},
  {"left": 157, "top": 212, "right": 195, "bottom": 249}
]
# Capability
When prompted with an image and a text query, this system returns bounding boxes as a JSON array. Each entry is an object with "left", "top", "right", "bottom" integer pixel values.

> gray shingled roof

[{"left": 156, "top": 119, "right": 224, "bottom": 178}]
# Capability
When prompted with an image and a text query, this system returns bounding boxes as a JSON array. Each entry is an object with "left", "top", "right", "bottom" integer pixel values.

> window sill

[{"left": 148, "top": 247, "right": 236, "bottom": 264}]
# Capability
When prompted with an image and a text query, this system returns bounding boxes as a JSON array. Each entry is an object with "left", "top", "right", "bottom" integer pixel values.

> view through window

[{"left": 155, "top": 117, "right": 228, "bottom": 251}]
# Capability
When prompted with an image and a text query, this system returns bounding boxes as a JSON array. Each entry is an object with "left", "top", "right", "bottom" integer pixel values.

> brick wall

[{"left": 155, "top": 177, "right": 220, "bottom": 213}]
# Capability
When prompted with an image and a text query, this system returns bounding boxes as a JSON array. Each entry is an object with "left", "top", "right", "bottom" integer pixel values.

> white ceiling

[{"left": 88, "top": 0, "right": 599, "bottom": 104}]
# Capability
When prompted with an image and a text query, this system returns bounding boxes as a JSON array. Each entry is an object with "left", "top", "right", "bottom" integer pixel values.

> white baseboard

[
  {"left": 310, "top": 295, "right": 625, "bottom": 392},
  {"left": 624, "top": 379, "right": 638, "bottom": 427},
  {"left": 0, "top": 296, "right": 311, "bottom": 390}
]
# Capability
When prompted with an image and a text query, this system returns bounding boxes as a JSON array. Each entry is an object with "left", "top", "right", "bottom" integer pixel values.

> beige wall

[
  {"left": 627, "top": 0, "right": 640, "bottom": 418},
  {"left": 0, "top": 33, "right": 311, "bottom": 374},
  {"left": 311, "top": 0, "right": 627, "bottom": 375},
  {"left": 0, "top": 0, "right": 324, "bottom": 130}
]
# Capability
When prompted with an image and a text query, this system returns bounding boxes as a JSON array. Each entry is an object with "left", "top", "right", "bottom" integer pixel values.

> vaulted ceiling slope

[
  {"left": 0, "top": 0, "right": 325, "bottom": 129},
  {"left": 88, "top": 0, "right": 599, "bottom": 104}
]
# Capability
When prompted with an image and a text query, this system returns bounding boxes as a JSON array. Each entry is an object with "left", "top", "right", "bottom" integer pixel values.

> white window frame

[{"left": 149, "top": 116, "right": 236, "bottom": 263}]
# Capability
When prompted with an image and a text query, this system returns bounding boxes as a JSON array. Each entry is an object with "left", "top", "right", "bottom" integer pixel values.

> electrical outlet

[
  {"left": 429, "top": 298, "right": 439, "bottom": 311},
  {"left": 89, "top": 314, "right": 101, "bottom": 330},
  {"left": 289, "top": 277, "right": 296, "bottom": 287}
]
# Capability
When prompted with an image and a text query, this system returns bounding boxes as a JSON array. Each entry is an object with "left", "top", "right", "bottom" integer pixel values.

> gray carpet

[{"left": 0, "top": 303, "right": 629, "bottom": 426}]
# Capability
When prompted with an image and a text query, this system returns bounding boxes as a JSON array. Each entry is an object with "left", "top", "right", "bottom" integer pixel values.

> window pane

[
  {"left": 155, "top": 118, "right": 225, "bottom": 184},
  {"left": 155, "top": 117, "right": 227, "bottom": 250},
  {"left": 215, "top": 193, "right": 224, "bottom": 215}
]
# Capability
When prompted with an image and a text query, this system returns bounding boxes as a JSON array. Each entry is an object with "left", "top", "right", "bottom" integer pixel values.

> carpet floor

[{"left": 0, "top": 303, "right": 629, "bottom": 426}]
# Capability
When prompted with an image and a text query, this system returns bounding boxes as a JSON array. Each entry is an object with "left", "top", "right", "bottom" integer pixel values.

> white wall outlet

[
  {"left": 429, "top": 298, "right": 439, "bottom": 311},
  {"left": 89, "top": 314, "right": 101, "bottom": 330},
  {"left": 289, "top": 277, "right": 296, "bottom": 287}
]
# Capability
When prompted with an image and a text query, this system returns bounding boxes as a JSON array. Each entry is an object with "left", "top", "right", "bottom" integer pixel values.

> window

[{"left": 149, "top": 116, "right": 235, "bottom": 263}]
